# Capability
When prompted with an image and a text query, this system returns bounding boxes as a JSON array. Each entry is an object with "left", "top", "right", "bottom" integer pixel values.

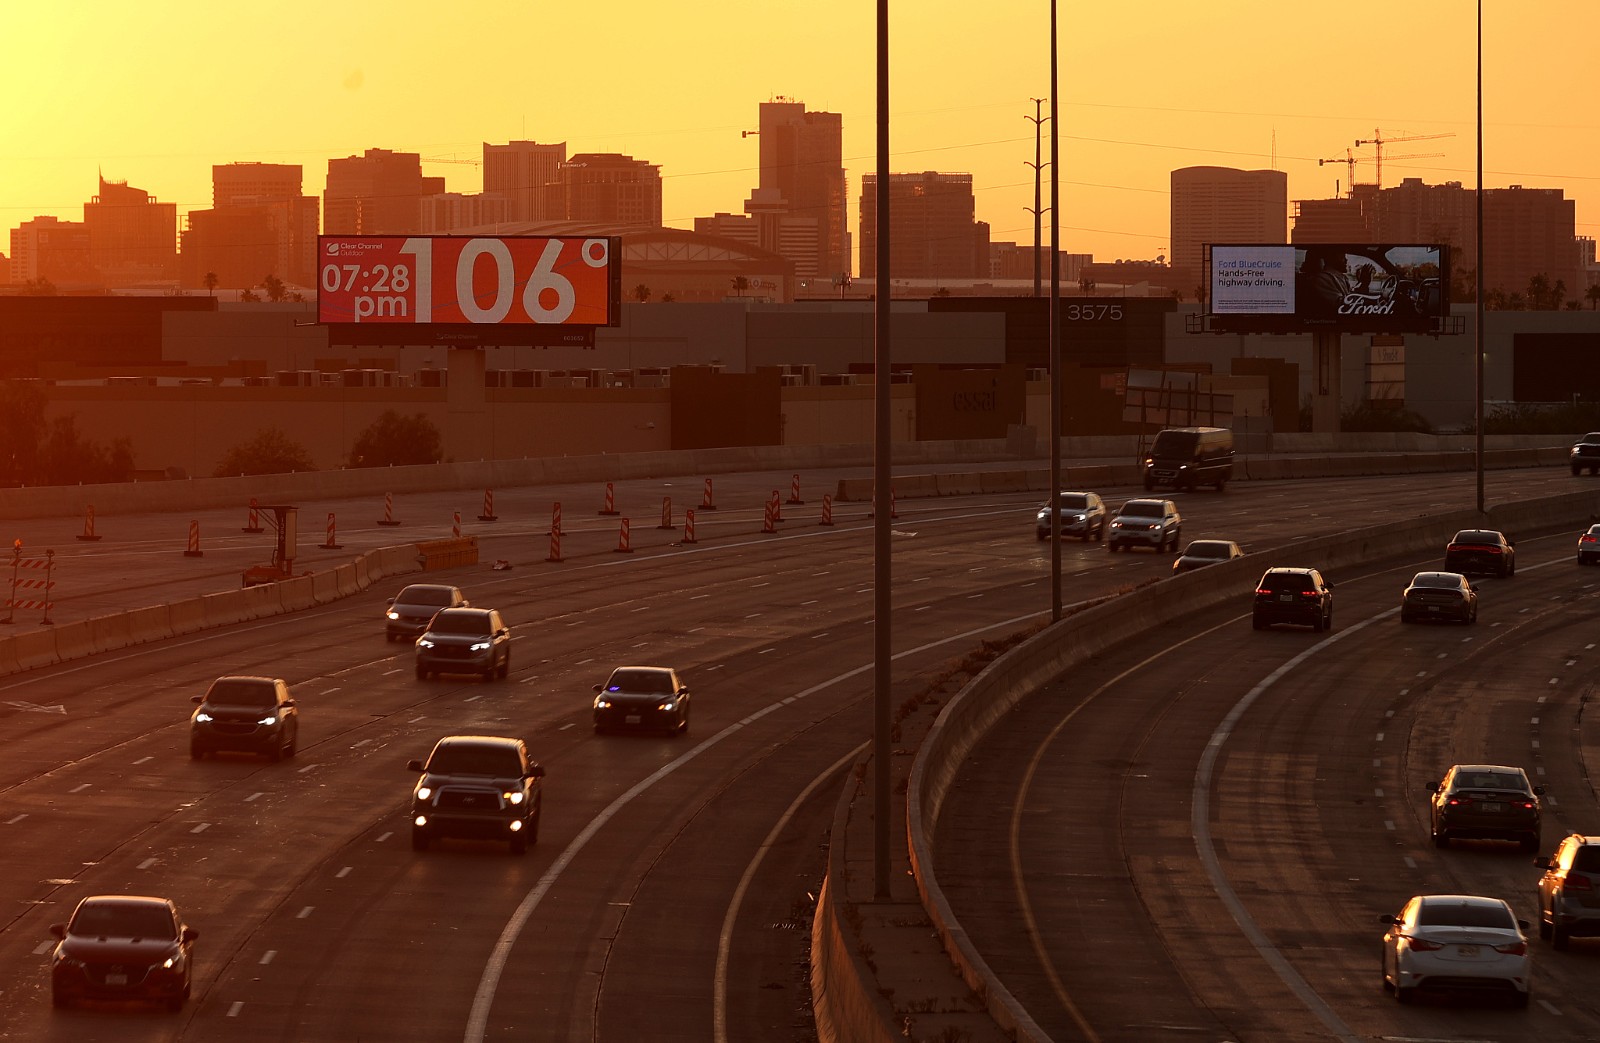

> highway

[{"left": 0, "top": 463, "right": 1587, "bottom": 1041}]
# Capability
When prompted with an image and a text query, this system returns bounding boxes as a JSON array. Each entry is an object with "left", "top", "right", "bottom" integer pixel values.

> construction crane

[
  {"left": 422, "top": 155, "right": 482, "bottom": 167},
  {"left": 1320, "top": 146, "right": 1446, "bottom": 199},
  {"left": 1352, "top": 129, "right": 1454, "bottom": 192},
  {"left": 1319, "top": 148, "right": 1362, "bottom": 198}
]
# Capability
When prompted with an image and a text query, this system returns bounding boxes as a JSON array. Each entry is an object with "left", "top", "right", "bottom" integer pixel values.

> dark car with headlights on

[
  {"left": 385, "top": 583, "right": 469, "bottom": 642},
  {"left": 1172, "top": 539, "right": 1243, "bottom": 574},
  {"left": 1035, "top": 491, "right": 1106, "bottom": 541},
  {"left": 407, "top": 734, "right": 544, "bottom": 854},
  {"left": 1428, "top": 763, "right": 1543, "bottom": 852},
  {"left": 414, "top": 607, "right": 511, "bottom": 681},
  {"left": 593, "top": 666, "right": 691, "bottom": 735},
  {"left": 1571, "top": 432, "right": 1600, "bottom": 475},
  {"left": 1400, "top": 571, "right": 1477, "bottom": 625},
  {"left": 1444, "top": 529, "right": 1516, "bottom": 577},
  {"left": 1251, "top": 567, "right": 1333, "bottom": 631},
  {"left": 189, "top": 675, "right": 298, "bottom": 761},
  {"left": 1535, "top": 833, "right": 1600, "bottom": 950},
  {"left": 1578, "top": 524, "right": 1600, "bottom": 565},
  {"left": 50, "top": 895, "right": 197, "bottom": 1011}
]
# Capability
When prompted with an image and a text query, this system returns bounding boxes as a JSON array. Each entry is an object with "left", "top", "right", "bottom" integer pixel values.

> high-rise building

[
  {"left": 483, "top": 141, "right": 567, "bottom": 223},
  {"left": 1171, "top": 166, "right": 1288, "bottom": 287},
  {"left": 549, "top": 153, "right": 662, "bottom": 228},
  {"left": 9, "top": 216, "right": 95, "bottom": 287},
  {"left": 84, "top": 176, "right": 178, "bottom": 287},
  {"left": 181, "top": 162, "right": 319, "bottom": 289},
  {"left": 858, "top": 172, "right": 988, "bottom": 281},
  {"left": 1293, "top": 178, "right": 1583, "bottom": 302},
  {"left": 419, "top": 192, "right": 513, "bottom": 234},
  {"left": 755, "top": 100, "right": 849, "bottom": 279},
  {"left": 324, "top": 148, "right": 444, "bottom": 234}
]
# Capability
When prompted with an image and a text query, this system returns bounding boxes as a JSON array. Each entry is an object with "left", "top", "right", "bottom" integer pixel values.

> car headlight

[
  {"left": 470, "top": 641, "right": 492, "bottom": 652},
  {"left": 417, "top": 638, "right": 436, "bottom": 649},
  {"left": 387, "top": 610, "right": 401, "bottom": 620},
  {"left": 659, "top": 699, "right": 677, "bottom": 711},
  {"left": 416, "top": 786, "right": 432, "bottom": 800},
  {"left": 1111, "top": 520, "right": 1123, "bottom": 528},
  {"left": 504, "top": 791, "right": 524, "bottom": 805},
  {"left": 258, "top": 715, "right": 277, "bottom": 726},
  {"left": 162, "top": 952, "right": 184, "bottom": 970},
  {"left": 595, "top": 698, "right": 612, "bottom": 709},
  {"left": 194, "top": 712, "right": 214, "bottom": 722}
]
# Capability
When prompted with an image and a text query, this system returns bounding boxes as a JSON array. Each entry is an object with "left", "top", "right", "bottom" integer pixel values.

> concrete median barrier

[
  {"left": 202, "top": 589, "right": 252, "bottom": 629},
  {"left": 11, "top": 627, "right": 60, "bottom": 672},
  {"left": 167, "top": 596, "right": 208, "bottom": 638},
  {"left": 0, "top": 635, "right": 20, "bottom": 676},
  {"left": 239, "top": 582, "right": 281, "bottom": 620},
  {"left": 125, "top": 604, "right": 173, "bottom": 645},
  {"left": 52, "top": 620, "right": 96, "bottom": 662},
  {"left": 277, "top": 575, "right": 316, "bottom": 612},
  {"left": 334, "top": 563, "right": 360, "bottom": 599},
  {"left": 87, "top": 613, "right": 135, "bottom": 655},
  {"left": 311, "top": 570, "right": 341, "bottom": 605}
]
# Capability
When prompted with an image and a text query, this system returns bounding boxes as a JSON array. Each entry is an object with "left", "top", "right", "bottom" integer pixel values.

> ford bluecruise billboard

[{"left": 1207, "top": 243, "right": 1448, "bottom": 334}]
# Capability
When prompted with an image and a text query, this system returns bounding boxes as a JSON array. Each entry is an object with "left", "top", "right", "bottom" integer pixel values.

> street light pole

[
  {"left": 1476, "top": 0, "right": 1485, "bottom": 514},
  {"left": 872, "top": 0, "right": 893, "bottom": 902},
  {"left": 1049, "top": 0, "right": 1063, "bottom": 621}
]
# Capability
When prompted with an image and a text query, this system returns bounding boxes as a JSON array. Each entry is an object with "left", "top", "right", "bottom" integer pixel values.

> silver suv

[
  {"left": 1535, "top": 834, "right": 1600, "bottom": 949},
  {"left": 1107, "top": 498, "right": 1182, "bottom": 553}
]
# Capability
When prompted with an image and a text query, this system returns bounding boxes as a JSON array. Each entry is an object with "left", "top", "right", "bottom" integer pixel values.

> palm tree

[
  {"left": 1586, "top": 284, "right": 1600, "bottom": 310},
  {"left": 632, "top": 283, "right": 651, "bottom": 303},
  {"left": 203, "top": 272, "right": 218, "bottom": 297},
  {"left": 730, "top": 275, "right": 749, "bottom": 298}
]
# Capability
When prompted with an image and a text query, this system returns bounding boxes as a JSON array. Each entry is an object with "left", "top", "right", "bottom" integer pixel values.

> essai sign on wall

[{"left": 316, "top": 235, "right": 621, "bottom": 327}]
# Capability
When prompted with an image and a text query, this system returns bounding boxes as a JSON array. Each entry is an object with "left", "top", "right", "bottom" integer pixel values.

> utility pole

[{"left": 1025, "top": 98, "right": 1049, "bottom": 298}]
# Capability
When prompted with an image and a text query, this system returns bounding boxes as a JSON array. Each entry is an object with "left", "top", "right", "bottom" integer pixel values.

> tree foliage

[
  {"left": 212, "top": 427, "right": 316, "bottom": 477},
  {"left": 347, "top": 410, "right": 442, "bottom": 468},
  {"left": 0, "top": 381, "right": 133, "bottom": 486}
]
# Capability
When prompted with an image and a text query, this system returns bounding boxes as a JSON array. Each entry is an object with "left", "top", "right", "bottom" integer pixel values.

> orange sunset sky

[{"left": 3, "top": 1, "right": 1595, "bottom": 273}]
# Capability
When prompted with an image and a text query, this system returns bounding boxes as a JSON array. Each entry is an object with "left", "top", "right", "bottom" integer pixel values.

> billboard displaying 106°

[{"left": 317, "top": 235, "right": 621, "bottom": 345}]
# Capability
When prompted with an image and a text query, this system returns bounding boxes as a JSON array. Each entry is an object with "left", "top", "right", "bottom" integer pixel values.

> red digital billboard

[{"left": 317, "top": 235, "right": 621, "bottom": 329}]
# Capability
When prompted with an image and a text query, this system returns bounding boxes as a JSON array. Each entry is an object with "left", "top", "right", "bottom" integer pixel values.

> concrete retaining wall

[{"left": 815, "top": 484, "right": 1600, "bottom": 1042}]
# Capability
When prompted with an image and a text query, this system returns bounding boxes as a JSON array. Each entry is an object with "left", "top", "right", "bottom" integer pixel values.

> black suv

[
  {"left": 408, "top": 735, "right": 544, "bottom": 855},
  {"left": 1428, "top": 763, "right": 1543, "bottom": 852},
  {"left": 189, "top": 675, "right": 298, "bottom": 761},
  {"left": 1251, "top": 567, "right": 1333, "bottom": 631},
  {"left": 414, "top": 607, "right": 512, "bottom": 681},
  {"left": 1535, "top": 834, "right": 1600, "bottom": 949}
]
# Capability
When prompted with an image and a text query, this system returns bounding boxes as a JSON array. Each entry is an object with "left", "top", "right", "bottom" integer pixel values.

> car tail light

[
  {"left": 1407, "top": 937, "right": 1444, "bottom": 951},
  {"left": 1519, "top": 800, "right": 1536, "bottom": 809},
  {"left": 1584, "top": 536, "right": 1599, "bottom": 545},
  {"left": 1255, "top": 587, "right": 1271, "bottom": 596},
  {"left": 1566, "top": 874, "right": 1593, "bottom": 891},
  {"left": 1300, "top": 589, "right": 1318, "bottom": 597},
  {"left": 1493, "top": 940, "right": 1528, "bottom": 955},
  {"left": 1447, "top": 796, "right": 1471, "bottom": 806}
]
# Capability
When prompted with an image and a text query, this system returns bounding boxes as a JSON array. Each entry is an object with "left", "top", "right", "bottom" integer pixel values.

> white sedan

[{"left": 1380, "top": 894, "right": 1531, "bottom": 1007}]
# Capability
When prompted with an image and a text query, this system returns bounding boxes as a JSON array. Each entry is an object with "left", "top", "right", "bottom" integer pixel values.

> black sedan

[
  {"left": 1172, "top": 539, "right": 1244, "bottom": 574},
  {"left": 1427, "top": 763, "right": 1543, "bottom": 852},
  {"left": 1400, "top": 571, "right": 1477, "bottom": 624},
  {"left": 1444, "top": 529, "right": 1516, "bottom": 577},
  {"left": 593, "top": 666, "right": 691, "bottom": 735},
  {"left": 50, "top": 895, "right": 197, "bottom": 1011}
]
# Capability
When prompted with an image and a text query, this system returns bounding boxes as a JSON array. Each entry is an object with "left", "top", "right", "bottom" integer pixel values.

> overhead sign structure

[
  {"left": 1206, "top": 243, "right": 1449, "bottom": 335},
  {"left": 318, "top": 235, "right": 621, "bottom": 345}
]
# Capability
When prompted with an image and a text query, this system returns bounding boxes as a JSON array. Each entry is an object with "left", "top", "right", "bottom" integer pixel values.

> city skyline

[{"left": 4, "top": 2, "right": 1596, "bottom": 268}]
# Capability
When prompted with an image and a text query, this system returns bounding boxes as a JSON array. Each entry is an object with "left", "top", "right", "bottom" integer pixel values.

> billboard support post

[{"left": 1312, "top": 330, "right": 1342, "bottom": 433}]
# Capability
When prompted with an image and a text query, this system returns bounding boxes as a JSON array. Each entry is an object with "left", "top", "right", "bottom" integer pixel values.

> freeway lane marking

[
  {"left": 463, "top": 603, "right": 1051, "bottom": 1043},
  {"left": 4, "top": 701, "right": 65, "bottom": 713}
]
